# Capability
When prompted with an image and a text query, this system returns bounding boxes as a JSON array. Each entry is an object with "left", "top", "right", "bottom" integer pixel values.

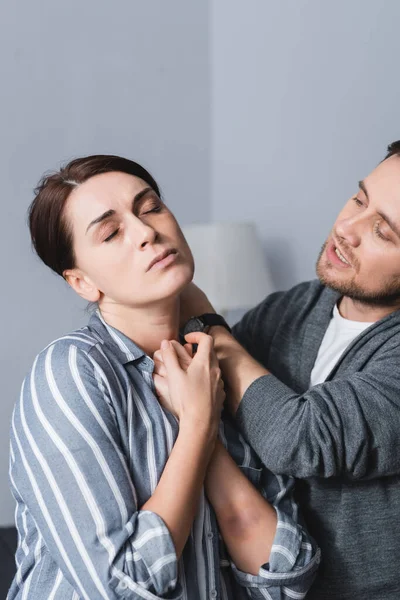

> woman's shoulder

[
  {"left": 13, "top": 326, "right": 116, "bottom": 442},
  {"left": 43, "top": 324, "right": 101, "bottom": 354},
  {"left": 26, "top": 325, "right": 106, "bottom": 381}
]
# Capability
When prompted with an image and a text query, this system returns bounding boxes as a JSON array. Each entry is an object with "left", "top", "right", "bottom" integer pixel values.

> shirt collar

[{"left": 88, "top": 309, "right": 147, "bottom": 365}]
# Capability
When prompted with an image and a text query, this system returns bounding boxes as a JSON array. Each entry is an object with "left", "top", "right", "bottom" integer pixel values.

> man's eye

[
  {"left": 353, "top": 197, "right": 363, "bottom": 206},
  {"left": 374, "top": 222, "right": 389, "bottom": 242},
  {"left": 104, "top": 229, "right": 119, "bottom": 242}
]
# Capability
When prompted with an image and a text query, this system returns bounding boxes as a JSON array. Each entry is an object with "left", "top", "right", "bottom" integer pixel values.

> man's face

[{"left": 317, "top": 154, "right": 400, "bottom": 306}]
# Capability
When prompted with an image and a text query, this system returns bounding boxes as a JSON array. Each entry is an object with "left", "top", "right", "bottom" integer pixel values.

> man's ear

[{"left": 63, "top": 268, "right": 101, "bottom": 302}]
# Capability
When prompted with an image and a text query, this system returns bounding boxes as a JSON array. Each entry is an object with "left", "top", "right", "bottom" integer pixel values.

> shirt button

[
  {"left": 119, "top": 581, "right": 128, "bottom": 590},
  {"left": 207, "top": 532, "right": 214, "bottom": 539},
  {"left": 210, "top": 590, "right": 217, "bottom": 599}
]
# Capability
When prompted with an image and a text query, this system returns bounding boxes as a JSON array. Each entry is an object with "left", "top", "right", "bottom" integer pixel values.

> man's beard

[{"left": 316, "top": 241, "right": 400, "bottom": 308}]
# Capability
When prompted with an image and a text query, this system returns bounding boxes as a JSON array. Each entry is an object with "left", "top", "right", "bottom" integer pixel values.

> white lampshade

[{"left": 182, "top": 221, "right": 274, "bottom": 313}]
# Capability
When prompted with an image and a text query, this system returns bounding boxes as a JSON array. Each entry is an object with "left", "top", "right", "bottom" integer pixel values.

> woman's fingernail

[{"left": 161, "top": 340, "right": 169, "bottom": 350}]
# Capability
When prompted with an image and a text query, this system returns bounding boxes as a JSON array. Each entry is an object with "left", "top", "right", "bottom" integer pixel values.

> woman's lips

[{"left": 149, "top": 251, "right": 178, "bottom": 271}]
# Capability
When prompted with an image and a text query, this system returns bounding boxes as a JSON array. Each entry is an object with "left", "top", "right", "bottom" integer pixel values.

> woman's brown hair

[{"left": 29, "top": 155, "right": 160, "bottom": 276}]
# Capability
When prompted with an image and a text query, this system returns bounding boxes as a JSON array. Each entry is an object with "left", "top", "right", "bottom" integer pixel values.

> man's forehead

[{"left": 364, "top": 154, "right": 400, "bottom": 202}]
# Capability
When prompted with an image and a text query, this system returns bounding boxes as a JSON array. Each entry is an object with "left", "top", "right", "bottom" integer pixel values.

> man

[{"left": 179, "top": 141, "right": 400, "bottom": 599}]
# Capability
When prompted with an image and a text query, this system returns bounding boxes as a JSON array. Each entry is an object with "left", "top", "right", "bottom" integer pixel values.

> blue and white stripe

[{"left": 8, "top": 309, "right": 319, "bottom": 599}]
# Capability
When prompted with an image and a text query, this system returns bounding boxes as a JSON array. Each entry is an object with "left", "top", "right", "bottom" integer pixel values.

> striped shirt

[{"left": 8, "top": 309, "right": 320, "bottom": 599}]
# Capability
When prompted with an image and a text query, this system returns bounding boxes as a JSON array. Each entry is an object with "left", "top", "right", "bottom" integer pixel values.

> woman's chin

[{"left": 160, "top": 264, "right": 194, "bottom": 298}]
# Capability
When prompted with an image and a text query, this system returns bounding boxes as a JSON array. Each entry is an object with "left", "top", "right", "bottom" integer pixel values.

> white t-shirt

[{"left": 310, "top": 303, "right": 374, "bottom": 386}]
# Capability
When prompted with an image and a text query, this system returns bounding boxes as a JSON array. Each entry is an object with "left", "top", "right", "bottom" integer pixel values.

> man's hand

[{"left": 179, "top": 282, "right": 216, "bottom": 327}]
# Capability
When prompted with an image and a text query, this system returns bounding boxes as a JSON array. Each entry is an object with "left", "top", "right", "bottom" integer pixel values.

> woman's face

[{"left": 63, "top": 171, "right": 194, "bottom": 307}]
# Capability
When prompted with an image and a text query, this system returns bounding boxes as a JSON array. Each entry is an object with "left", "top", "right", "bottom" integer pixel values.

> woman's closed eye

[
  {"left": 140, "top": 199, "right": 163, "bottom": 215},
  {"left": 102, "top": 199, "right": 163, "bottom": 242},
  {"left": 104, "top": 228, "right": 120, "bottom": 242}
]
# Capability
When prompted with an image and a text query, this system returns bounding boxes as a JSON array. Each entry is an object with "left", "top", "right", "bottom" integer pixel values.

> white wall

[
  {"left": 0, "top": 0, "right": 210, "bottom": 525},
  {"left": 211, "top": 0, "right": 400, "bottom": 290}
]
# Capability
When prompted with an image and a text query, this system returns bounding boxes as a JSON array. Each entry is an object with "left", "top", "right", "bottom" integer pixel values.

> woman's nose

[{"left": 129, "top": 216, "right": 158, "bottom": 248}]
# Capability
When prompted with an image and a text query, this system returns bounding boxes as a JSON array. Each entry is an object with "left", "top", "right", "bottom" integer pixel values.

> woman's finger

[
  {"left": 153, "top": 374, "right": 179, "bottom": 419},
  {"left": 153, "top": 373, "right": 168, "bottom": 398},
  {"left": 183, "top": 331, "right": 211, "bottom": 346},
  {"left": 184, "top": 343, "right": 193, "bottom": 358},
  {"left": 153, "top": 359, "right": 167, "bottom": 378},
  {"left": 184, "top": 332, "right": 219, "bottom": 368},
  {"left": 153, "top": 349, "right": 163, "bottom": 365},
  {"left": 161, "top": 340, "right": 183, "bottom": 374},
  {"left": 184, "top": 332, "right": 214, "bottom": 366},
  {"left": 170, "top": 340, "right": 192, "bottom": 369}
]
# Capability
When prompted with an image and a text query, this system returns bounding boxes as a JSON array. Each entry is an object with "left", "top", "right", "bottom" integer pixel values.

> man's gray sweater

[{"left": 233, "top": 280, "right": 400, "bottom": 600}]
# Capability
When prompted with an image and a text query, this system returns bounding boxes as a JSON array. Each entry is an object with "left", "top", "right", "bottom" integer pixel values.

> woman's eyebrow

[
  {"left": 85, "top": 187, "right": 153, "bottom": 234},
  {"left": 86, "top": 209, "right": 115, "bottom": 234},
  {"left": 131, "top": 186, "right": 153, "bottom": 211}
]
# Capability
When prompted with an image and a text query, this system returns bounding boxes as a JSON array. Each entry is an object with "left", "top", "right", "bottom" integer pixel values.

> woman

[{"left": 8, "top": 155, "right": 320, "bottom": 599}]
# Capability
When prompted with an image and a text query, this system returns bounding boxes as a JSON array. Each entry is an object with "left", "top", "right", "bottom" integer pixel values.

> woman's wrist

[{"left": 179, "top": 417, "right": 218, "bottom": 453}]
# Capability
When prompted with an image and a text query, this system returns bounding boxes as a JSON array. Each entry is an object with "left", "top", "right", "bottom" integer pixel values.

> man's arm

[
  {"left": 200, "top": 327, "right": 400, "bottom": 480},
  {"left": 181, "top": 284, "right": 400, "bottom": 481}
]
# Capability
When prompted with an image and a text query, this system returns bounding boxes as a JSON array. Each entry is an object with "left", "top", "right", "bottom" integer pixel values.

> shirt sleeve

[
  {"left": 219, "top": 416, "right": 320, "bottom": 598},
  {"left": 10, "top": 341, "right": 181, "bottom": 600}
]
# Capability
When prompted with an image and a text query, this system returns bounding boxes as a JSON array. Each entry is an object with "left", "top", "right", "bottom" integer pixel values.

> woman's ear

[{"left": 63, "top": 268, "right": 101, "bottom": 302}]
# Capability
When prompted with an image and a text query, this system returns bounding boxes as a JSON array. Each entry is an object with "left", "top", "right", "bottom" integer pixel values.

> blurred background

[{"left": 1, "top": 0, "right": 399, "bottom": 528}]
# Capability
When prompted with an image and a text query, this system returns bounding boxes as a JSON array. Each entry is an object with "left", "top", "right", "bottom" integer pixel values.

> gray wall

[
  {"left": 2, "top": 0, "right": 400, "bottom": 526},
  {"left": 0, "top": 0, "right": 211, "bottom": 525},
  {"left": 211, "top": 0, "right": 400, "bottom": 290}
]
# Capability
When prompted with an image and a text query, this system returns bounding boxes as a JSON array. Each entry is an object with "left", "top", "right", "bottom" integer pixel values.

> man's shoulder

[
  {"left": 257, "top": 278, "right": 328, "bottom": 315},
  {"left": 232, "top": 279, "right": 328, "bottom": 351},
  {"left": 279, "top": 278, "right": 323, "bottom": 301}
]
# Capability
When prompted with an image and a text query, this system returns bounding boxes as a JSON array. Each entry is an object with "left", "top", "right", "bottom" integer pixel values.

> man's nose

[{"left": 335, "top": 216, "right": 363, "bottom": 248}]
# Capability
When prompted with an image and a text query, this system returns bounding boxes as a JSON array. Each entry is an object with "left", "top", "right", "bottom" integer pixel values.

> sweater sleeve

[{"left": 236, "top": 340, "right": 400, "bottom": 479}]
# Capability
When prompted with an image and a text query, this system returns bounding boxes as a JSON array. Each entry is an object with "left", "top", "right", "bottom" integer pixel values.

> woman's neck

[{"left": 98, "top": 297, "right": 180, "bottom": 357}]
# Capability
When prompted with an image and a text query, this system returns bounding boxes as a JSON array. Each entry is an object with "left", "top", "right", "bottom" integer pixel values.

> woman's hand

[
  {"left": 153, "top": 341, "right": 193, "bottom": 418},
  {"left": 153, "top": 334, "right": 225, "bottom": 434}
]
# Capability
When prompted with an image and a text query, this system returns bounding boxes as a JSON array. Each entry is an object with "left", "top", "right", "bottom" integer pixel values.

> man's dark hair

[{"left": 385, "top": 140, "right": 400, "bottom": 160}]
